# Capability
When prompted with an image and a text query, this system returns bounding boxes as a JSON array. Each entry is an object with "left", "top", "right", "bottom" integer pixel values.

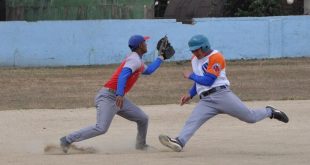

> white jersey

[
  {"left": 191, "top": 50, "right": 230, "bottom": 95},
  {"left": 123, "top": 52, "right": 147, "bottom": 73}
]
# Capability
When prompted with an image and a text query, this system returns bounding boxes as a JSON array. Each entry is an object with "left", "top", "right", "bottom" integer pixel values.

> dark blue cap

[{"left": 128, "top": 35, "right": 150, "bottom": 50}]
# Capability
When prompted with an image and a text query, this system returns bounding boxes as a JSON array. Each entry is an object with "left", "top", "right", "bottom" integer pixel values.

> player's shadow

[{"left": 44, "top": 144, "right": 97, "bottom": 155}]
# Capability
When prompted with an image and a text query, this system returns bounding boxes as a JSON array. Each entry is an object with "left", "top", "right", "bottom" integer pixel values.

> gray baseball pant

[
  {"left": 66, "top": 88, "right": 148, "bottom": 147},
  {"left": 177, "top": 87, "right": 272, "bottom": 146}
]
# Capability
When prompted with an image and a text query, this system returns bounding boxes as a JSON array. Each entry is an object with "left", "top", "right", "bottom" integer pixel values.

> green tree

[{"left": 225, "top": 0, "right": 283, "bottom": 17}]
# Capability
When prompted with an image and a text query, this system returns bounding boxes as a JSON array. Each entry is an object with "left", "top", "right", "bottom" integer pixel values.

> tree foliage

[{"left": 225, "top": 0, "right": 284, "bottom": 17}]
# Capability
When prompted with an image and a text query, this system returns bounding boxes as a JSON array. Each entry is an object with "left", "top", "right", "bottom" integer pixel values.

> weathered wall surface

[{"left": 0, "top": 16, "right": 309, "bottom": 67}]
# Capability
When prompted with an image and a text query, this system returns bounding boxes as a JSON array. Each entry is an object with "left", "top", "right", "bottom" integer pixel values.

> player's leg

[
  {"left": 159, "top": 100, "right": 218, "bottom": 152},
  {"left": 214, "top": 89, "right": 270, "bottom": 123},
  {"left": 213, "top": 88, "right": 288, "bottom": 123},
  {"left": 117, "top": 97, "right": 149, "bottom": 150},
  {"left": 60, "top": 89, "right": 118, "bottom": 152},
  {"left": 178, "top": 100, "right": 218, "bottom": 147}
]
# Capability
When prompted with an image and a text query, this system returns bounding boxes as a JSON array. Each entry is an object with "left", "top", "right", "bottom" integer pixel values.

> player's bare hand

[
  {"left": 183, "top": 71, "right": 193, "bottom": 79},
  {"left": 116, "top": 95, "right": 124, "bottom": 109},
  {"left": 180, "top": 94, "right": 191, "bottom": 106}
]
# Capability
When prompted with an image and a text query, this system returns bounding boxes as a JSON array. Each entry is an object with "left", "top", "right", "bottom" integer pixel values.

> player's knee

[
  {"left": 143, "top": 115, "right": 149, "bottom": 124},
  {"left": 138, "top": 115, "right": 149, "bottom": 125},
  {"left": 95, "top": 124, "right": 109, "bottom": 135},
  {"left": 242, "top": 116, "right": 257, "bottom": 123}
]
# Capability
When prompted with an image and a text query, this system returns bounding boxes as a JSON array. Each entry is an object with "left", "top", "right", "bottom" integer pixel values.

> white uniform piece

[
  {"left": 191, "top": 50, "right": 230, "bottom": 95},
  {"left": 176, "top": 50, "right": 272, "bottom": 146}
]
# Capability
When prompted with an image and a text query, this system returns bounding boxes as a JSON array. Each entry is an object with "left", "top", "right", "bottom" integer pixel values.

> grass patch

[{"left": 0, "top": 57, "right": 309, "bottom": 110}]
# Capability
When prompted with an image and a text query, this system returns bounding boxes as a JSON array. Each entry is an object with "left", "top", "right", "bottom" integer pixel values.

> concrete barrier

[{"left": 0, "top": 16, "right": 309, "bottom": 67}]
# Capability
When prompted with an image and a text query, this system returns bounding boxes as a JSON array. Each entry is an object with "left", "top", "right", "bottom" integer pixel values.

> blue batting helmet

[{"left": 188, "top": 34, "right": 211, "bottom": 52}]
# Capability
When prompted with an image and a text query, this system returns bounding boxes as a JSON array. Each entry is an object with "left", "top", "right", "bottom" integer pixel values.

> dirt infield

[{"left": 0, "top": 100, "right": 309, "bottom": 165}]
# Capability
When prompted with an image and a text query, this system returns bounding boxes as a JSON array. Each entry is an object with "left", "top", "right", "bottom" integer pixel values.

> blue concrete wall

[{"left": 0, "top": 16, "right": 309, "bottom": 67}]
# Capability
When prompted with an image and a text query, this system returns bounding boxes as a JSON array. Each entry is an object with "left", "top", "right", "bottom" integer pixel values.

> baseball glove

[{"left": 156, "top": 36, "right": 175, "bottom": 60}]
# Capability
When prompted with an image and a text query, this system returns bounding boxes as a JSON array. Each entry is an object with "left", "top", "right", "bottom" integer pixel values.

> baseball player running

[
  {"left": 158, "top": 34, "right": 289, "bottom": 152},
  {"left": 60, "top": 34, "right": 174, "bottom": 153}
]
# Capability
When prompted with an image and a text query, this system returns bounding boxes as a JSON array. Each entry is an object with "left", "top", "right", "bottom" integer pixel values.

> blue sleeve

[
  {"left": 142, "top": 57, "right": 163, "bottom": 75},
  {"left": 116, "top": 67, "right": 132, "bottom": 96},
  {"left": 189, "top": 72, "right": 217, "bottom": 86},
  {"left": 189, "top": 83, "right": 197, "bottom": 98}
]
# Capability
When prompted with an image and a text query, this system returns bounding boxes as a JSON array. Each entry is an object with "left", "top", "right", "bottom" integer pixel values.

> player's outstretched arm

[
  {"left": 180, "top": 83, "right": 196, "bottom": 106},
  {"left": 142, "top": 56, "right": 164, "bottom": 75},
  {"left": 183, "top": 71, "right": 217, "bottom": 86}
]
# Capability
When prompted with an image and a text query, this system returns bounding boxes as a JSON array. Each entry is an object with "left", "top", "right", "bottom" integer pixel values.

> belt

[{"left": 200, "top": 85, "right": 227, "bottom": 98}]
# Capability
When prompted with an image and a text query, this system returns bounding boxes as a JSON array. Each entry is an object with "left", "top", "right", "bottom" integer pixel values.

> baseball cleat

[
  {"left": 136, "top": 144, "right": 150, "bottom": 150},
  {"left": 136, "top": 144, "right": 157, "bottom": 151},
  {"left": 60, "top": 136, "right": 71, "bottom": 153},
  {"left": 267, "top": 106, "right": 289, "bottom": 123},
  {"left": 158, "top": 134, "right": 183, "bottom": 152}
]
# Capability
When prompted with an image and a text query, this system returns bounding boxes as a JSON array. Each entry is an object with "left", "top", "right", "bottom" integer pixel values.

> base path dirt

[{"left": 0, "top": 100, "right": 309, "bottom": 165}]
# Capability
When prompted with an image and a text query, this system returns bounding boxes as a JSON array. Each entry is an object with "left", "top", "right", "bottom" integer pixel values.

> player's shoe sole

[{"left": 158, "top": 134, "right": 182, "bottom": 152}]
